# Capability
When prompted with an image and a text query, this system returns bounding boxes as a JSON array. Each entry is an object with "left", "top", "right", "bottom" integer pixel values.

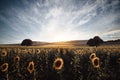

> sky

[{"left": 0, "top": 0, "right": 120, "bottom": 44}]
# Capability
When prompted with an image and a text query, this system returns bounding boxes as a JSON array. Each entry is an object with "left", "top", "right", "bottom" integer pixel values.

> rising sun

[{"left": 52, "top": 35, "right": 70, "bottom": 42}]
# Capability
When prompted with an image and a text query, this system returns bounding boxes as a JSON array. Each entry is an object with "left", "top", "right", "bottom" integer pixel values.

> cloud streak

[{"left": 0, "top": 0, "right": 120, "bottom": 43}]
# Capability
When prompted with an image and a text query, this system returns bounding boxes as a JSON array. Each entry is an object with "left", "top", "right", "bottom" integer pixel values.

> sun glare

[{"left": 52, "top": 34, "right": 71, "bottom": 42}]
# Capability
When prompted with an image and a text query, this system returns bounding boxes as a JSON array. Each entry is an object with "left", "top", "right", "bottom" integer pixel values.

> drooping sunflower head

[
  {"left": 92, "top": 57, "right": 100, "bottom": 68},
  {"left": 27, "top": 61, "right": 34, "bottom": 74},
  {"left": 14, "top": 55, "right": 20, "bottom": 62},
  {"left": 36, "top": 49, "right": 41, "bottom": 54},
  {"left": 53, "top": 58, "right": 64, "bottom": 71},
  {"left": 22, "top": 49, "right": 28, "bottom": 54},
  {"left": 28, "top": 49, "right": 33, "bottom": 54},
  {"left": 18, "top": 48, "right": 22, "bottom": 54},
  {"left": 1, "top": 63, "right": 8, "bottom": 72},
  {"left": 6, "top": 48, "right": 11, "bottom": 53},
  {"left": 89, "top": 53, "right": 96, "bottom": 60},
  {"left": 1, "top": 50, "right": 7, "bottom": 57}
]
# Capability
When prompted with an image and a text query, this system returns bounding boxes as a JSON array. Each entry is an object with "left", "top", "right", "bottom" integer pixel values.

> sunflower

[
  {"left": 14, "top": 55, "right": 20, "bottom": 62},
  {"left": 14, "top": 48, "right": 17, "bottom": 53},
  {"left": 6, "top": 48, "right": 11, "bottom": 53},
  {"left": 27, "top": 61, "right": 34, "bottom": 74},
  {"left": 1, "top": 63, "right": 8, "bottom": 72},
  {"left": 91, "top": 57, "right": 100, "bottom": 68},
  {"left": 28, "top": 49, "right": 33, "bottom": 54},
  {"left": 36, "top": 49, "right": 41, "bottom": 54},
  {"left": 22, "top": 49, "right": 28, "bottom": 54},
  {"left": 53, "top": 58, "right": 64, "bottom": 71},
  {"left": 18, "top": 48, "right": 22, "bottom": 54},
  {"left": 89, "top": 53, "right": 96, "bottom": 60},
  {"left": 1, "top": 50, "right": 7, "bottom": 57}
]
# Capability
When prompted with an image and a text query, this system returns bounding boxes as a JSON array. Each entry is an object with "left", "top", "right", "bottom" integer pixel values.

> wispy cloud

[
  {"left": 101, "top": 30, "right": 120, "bottom": 36},
  {"left": 0, "top": 0, "right": 120, "bottom": 43}
]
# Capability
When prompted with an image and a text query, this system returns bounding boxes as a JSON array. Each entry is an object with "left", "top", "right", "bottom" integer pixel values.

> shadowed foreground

[{"left": 0, "top": 46, "right": 120, "bottom": 80}]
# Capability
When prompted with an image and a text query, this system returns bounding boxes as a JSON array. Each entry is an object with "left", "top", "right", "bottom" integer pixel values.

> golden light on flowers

[
  {"left": 53, "top": 58, "right": 64, "bottom": 71},
  {"left": 22, "top": 49, "right": 27, "bottom": 54},
  {"left": 91, "top": 57, "right": 100, "bottom": 68},
  {"left": 18, "top": 48, "right": 22, "bottom": 54},
  {"left": 28, "top": 49, "right": 35, "bottom": 54},
  {"left": 36, "top": 49, "right": 41, "bottom": 54},
  {"left": 1, "top": 50, "right": 7, "bottom": 57},
  {"left": 28, "top": 49, "right": 33, "bottom": 54},
  {"left": 89, "top": 53, "right": 96, "bottom": 60},
  {"left": 6, "top": 48, "right": 11, "bottom": 53},
  {"left": 27, "top": 61, "right": 34, "bottom": 74},
  {"left": 1, "top": 63, "right": 8, "bottom": 72},
  {"left": 14, "top": 55, "right": 20, "bottom": 62},
  {"left": 13, "top": 48, "right": 18, "bottom": 53}
]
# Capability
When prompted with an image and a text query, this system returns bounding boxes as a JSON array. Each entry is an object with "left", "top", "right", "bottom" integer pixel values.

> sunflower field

[{"left": 0, "top": 46, "right": 120, "bottom": 80}]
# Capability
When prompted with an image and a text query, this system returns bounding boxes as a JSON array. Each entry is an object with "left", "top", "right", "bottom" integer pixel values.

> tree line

[{"left": 21, "top": 36, "right": 104, "bottom": 47}]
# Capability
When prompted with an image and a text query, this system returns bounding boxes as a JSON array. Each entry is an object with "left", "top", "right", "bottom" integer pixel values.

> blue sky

[{"left": 0, "top": 0, "right": 120, "bottom": 44}]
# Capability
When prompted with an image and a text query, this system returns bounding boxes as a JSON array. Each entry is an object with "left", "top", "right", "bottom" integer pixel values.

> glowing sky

[{"left": 0, "top": 0, "right": 120, "bottom": 44}]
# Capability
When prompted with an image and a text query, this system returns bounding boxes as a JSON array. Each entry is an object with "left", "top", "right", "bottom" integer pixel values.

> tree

[
  {"left": 21, "top": 39, "right": 33, "bottom": 46},
  {"left": 87, "top": 38, "right": 95, "bottom": 46},
  {"left": 93, "top": 36, "right": 103, "bottom": 47},
  {"left": 87, "top": 36, "right": 103, "bottom": 47}
]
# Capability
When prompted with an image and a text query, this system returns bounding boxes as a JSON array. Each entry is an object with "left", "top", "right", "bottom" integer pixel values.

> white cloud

[
  {"left": 101, "top": 30, "right": 120, "bottom": 36},
  {"left": 0, "top": 0, "right": 119, "bottom": 43},
  {"left": 78, "top": 12, "right": 96, "bottom": 25},
  {"left": 100, "top": 30, "right": 120, "bottom": 40},
  {"left": 14, "top": 0, "right": 120, "bottom": 41}
]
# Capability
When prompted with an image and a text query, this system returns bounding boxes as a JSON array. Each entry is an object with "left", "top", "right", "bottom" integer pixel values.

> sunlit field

[{"left": 0, "top": 45, "right": 120, "bottom": 80}]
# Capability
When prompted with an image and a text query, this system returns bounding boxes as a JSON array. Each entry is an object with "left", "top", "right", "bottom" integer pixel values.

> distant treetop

[
  {"left": 87, "top": 36, "right": 103, "bottom": 47},
  {"left": 21, "top": 39, "right": 32, "bottom": 46}
]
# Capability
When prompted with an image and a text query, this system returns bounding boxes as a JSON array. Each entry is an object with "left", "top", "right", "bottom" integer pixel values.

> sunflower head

[
  {"left": 92, "top": 57, "right": 100, "bottom": 68},
  {"left": 36, "top": 49, "right": 41, "bottom": 54},
  {"left": 28, "top": 49, "right": 33, "bottom": 54},
  {"left": 1, "top": 63, "right": 8, "bottom": 72},
  {"left": 18, "top": 48, "right": 21, "bottom": 54},
  {"left": 27, "top": 61, "right": 34, "bottom": 74},
  {"left": 14, "top": 55, "right": 20, "bottom": 62},
  {"left": 1, "top": 50, "right": 7, "bottom": 57},
  {"left": 53, "top": 58, "right": 64, "bottom": 71},
  {"left": 22, "top": 49, "right": 28, "bottom": 54},
  {"left": 89, "top": 53, "right": 96, "bottom": 60},
  {"left": 7, "top": 48, "right": 11, "bottom": 53}
]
